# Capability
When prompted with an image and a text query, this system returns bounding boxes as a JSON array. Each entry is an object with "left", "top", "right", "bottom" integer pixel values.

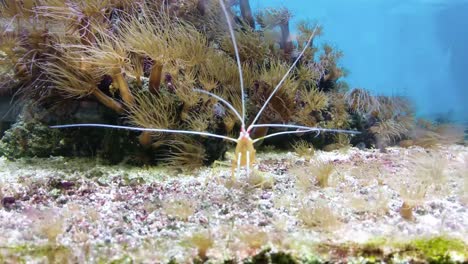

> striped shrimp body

[{"left": 232, "top": 128, "right": 255, "bottom": 177}]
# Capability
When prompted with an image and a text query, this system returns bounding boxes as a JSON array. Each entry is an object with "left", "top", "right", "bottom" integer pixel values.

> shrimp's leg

[
  {"left": 246, "top": 150, "right": 250, "bottom": 178},
  {"left": 236, "top": 152, "right": 242, "bottom": 179},
  {"left": 230, "top": 159, "right": 235, "bottom": 179}
]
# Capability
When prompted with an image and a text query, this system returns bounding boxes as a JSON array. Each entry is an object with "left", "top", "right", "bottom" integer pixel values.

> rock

[{"left": 1, "top": 196, "right": 16, "bottom": 209}]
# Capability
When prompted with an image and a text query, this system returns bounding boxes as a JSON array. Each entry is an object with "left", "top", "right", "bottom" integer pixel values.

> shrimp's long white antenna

[
  {"left": 193, "top": 88, "right": 243, "bottom": 123},
  {"left": 219, "top": 0, "right": 245, "bottom": 128},
  {"left": 251, "top": 124, "right": 360, "bottom": 134},
  {"left": 50, "top": 124, "right": 238, "bottom": 142},
  {"left": 253, "top": 129, "right": 325, "bottom": 143},
  {"left": 253, "top": 129, "right": 318, "bottom": 143},
  {"left": 248, "top": 26, "right": 319, "bottom": 132}
]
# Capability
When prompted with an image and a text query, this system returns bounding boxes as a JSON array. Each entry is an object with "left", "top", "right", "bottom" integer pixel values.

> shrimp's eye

[{"left": 238, "top": 130, "right": 249, "bottom": 140}]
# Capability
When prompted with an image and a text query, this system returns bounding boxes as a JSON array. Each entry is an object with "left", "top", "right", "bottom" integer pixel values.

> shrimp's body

[{"left": 232, "top": 129, "right": 256, "bottom": 177}]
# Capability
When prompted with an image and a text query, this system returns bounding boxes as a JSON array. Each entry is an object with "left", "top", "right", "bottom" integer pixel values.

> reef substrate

[{"left": 0, "top": 145, "right": 466, "bottom": 263}]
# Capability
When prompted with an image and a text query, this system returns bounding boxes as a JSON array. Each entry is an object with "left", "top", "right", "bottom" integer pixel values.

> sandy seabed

[{"left": 0, "top": 145, "right": 467, "bottom": 263}]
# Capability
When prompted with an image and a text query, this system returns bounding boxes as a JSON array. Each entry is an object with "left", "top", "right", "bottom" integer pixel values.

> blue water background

[{"left": 252, "top": 0, "right": 467, "bottom": 123}]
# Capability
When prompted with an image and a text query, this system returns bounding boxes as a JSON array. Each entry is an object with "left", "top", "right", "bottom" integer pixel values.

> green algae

[
  {"left": 0, "top": 109, "right": 150, "bottom": 164},
  {"left": 0, "top": 116, "right": 66, "bottom": 160},
  {"left": 1, "top": 237, "right": 466, "bottom": 263},
  {"left": 106, "top": 255, "right": 133, "bottom": 264},
  {"left": 0, "top": 244, "right": 71, "bottom": 263},
  {"left": 312, "top": 236, "right": 467, "bottom": 263},
  {"left": 407, "top": 237, "right": 467, "bottom": 263},
  {"left": 1, "top": 155, "right": 169, "bottom": 185}
]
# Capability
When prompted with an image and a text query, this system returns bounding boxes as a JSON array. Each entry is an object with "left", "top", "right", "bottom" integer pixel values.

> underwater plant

[
  {"left": 186, "top": 231, "right": 214, "bottom": 262},
  {"left": 45, "top": 1, "right": 359, "bottom": 176},
  {"left": 346, "top": 88, "right": 416, "bottom": 150},
  {"left": 297, "top": 200, "right": 341, "bottom": 231},
  {"left": 405, "top": 122, "right": 465, "bottom": 148},
  {"left": 0, "top": 0, "right": 370, "bottom": 165},
  {"left": 49, "top": 0, "right": 360, "bottom": 176},
  {"left": 291, "top": 139, "right": 315, "bottom": 162}
]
